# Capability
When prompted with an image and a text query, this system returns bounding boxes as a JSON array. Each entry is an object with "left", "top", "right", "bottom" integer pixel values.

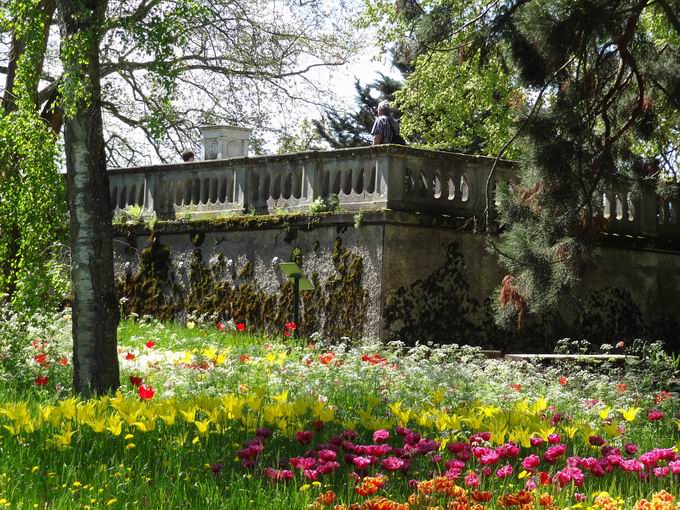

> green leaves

[
  {"left": 395, "top": 49, "right": 517, "bottom": 156},
  {"left": 0, "top": 111, "right": 68, "bottom": 309},
  {"left": 60, "top": 31, "right": 94, "bottom": 119},
  {"left": 0, "top": 0, "right": 68, "bottom": 309}
]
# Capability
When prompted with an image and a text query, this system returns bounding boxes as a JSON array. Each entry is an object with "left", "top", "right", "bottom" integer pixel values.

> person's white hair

[{"left": 378, "top": 100, "right": 390, "bottom": 113}]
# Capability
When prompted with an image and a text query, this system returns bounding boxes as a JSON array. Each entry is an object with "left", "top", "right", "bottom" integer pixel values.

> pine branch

[
  {"left": 654, "top": 0, "right": 680, "bottom": 36},
  {"left": 484, "top": 56, "right": 576, "bottom": 230}
]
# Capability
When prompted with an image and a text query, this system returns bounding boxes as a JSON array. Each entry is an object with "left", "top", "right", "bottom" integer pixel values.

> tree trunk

[{"left": 60, "top": 0, "right": 119, "bottom": 396}]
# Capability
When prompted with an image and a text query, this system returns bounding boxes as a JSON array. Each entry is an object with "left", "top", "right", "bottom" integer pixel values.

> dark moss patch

[
  {"left": 283, "top": 224, "right": 297, "bottom": 243},
  {"left": 118, "top": 233, "right": 179, "bottom": 320},
  {"left": 290, "top": 247, "right": 303, "bottom": 268},
  {"left": 190, "top": 231, "right": 205, "bottom": 247},
  {"left": 321, "top": 238, "right": 367, "bottom": 339},
  {"left": 118, "top": 234, "right": 369, "bottom": 340},
  {"left": 383, "top": 242, "right": 482, "bottom": 346},
  {"left": 301, "top": 273, "right": 323, "bottom": 335},
  {"left": 238, "top": 261, "right": 254, "bottom": 279}
]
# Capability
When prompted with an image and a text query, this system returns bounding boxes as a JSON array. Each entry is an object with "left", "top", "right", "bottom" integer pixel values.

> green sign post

[{"left": 279, "top": 262, "right": 314, "bottom": 338}]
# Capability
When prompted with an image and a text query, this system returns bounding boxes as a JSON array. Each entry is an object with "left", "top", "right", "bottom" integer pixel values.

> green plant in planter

[
  {"left": 309, "top": 194, "right": 341, "bottom": 213},
  {"left": 114, "top": 205, "right": 145, "bottom": 224}
]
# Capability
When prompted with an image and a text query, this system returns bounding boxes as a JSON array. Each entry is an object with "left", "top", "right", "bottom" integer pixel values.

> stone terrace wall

[
  {"left": 114, "top": 211, "right": 680, "bottom": 352},
  {"left": 114, "top": 214, "right": 385, "bottom": 340}
]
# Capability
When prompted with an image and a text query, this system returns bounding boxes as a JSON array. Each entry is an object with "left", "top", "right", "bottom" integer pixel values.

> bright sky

[
  {"left": 266, "top": 33, "right": 402, "bottom": 152},
  {"left": 335, "top": 44, "right": 402, "bottom": 103}
]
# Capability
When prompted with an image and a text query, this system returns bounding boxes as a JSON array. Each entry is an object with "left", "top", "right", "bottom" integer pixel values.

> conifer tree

[{"left": 368, "top": 0, "right": 680, "bottom": 326}]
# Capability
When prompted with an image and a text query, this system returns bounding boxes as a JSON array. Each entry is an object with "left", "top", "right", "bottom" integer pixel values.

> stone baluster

[
  {"left": 639, "top": 183, "right": 658, "bottom": 237},
  {"left": 384, "top": 151, "right": 403, "bottom": 209}
]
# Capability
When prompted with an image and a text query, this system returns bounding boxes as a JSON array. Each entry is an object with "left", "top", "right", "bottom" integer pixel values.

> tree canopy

[
  {"left": 366, "top": 0, "right": 680, "bottom": 326},
  {"left": 1, "top": 0, "right": 359, "bottom": 165}
]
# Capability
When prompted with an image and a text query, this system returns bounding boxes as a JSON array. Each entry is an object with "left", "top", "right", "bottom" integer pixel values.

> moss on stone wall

[
  {"left": 117, "top": 233, "right": 369, "bottom": 340},
  {"left": 322, "top": 238, "right": 368, "bottom": 339},
  {"left": 382, "top": 241, "right": 680, "bottom": 352},
  {"left": 118, "top": 233, "right": 179, "bottom": 320}
]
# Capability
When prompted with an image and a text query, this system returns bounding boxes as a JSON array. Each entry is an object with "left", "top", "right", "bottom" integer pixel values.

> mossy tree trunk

[{"left": 60, "top": 0, "right": 119, "bottom": 396}]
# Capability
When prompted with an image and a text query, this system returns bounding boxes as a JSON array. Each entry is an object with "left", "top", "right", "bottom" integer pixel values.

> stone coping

[
  {"left": 108, "top": 145, "right": 517, "bottom": 175},
  {"left": 504, "top": 353, "right": 639, "bottom": 361},
  {"left": 112, "top": 210, "right": 487, "bottom": 236},
  {"left": 111, "top": 209, "right": 680, "bottom": 253}
]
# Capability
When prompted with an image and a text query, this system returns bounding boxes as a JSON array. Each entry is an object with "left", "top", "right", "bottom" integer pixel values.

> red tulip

[{"left": 138, "top": 384, "right": 155, "bottom": 400}]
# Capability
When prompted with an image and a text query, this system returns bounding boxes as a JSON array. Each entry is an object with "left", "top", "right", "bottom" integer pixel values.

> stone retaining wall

[{"left": 114, "top": 211, "right": 680, "bottom": 352}]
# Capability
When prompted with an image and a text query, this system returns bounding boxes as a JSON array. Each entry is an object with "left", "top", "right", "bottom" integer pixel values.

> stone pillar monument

[{"left": 200, "top": 125, "right": 252, "bottom": 160}]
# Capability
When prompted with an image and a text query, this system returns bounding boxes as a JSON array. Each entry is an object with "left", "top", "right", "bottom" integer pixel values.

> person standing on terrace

[{"left": 371, "top": 100, "right": 400, "bottom": 145}]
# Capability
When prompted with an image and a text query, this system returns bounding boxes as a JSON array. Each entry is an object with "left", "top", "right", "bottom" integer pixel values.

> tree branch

[
  {"left": 484, "top": 55, "right": 576, "bottom": 230},
  {"left": 654, "top": 0, "right": 680, "bottom": 36}
]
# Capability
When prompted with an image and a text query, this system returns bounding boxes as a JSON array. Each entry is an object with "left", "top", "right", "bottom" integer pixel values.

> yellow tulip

[
  {"left": 562, "top": 425, "right": 578, "bottom": 439},
  {"left": 179, "top": 407, "right": 197, "bottom": 423},
  {"left": 245, "top": 394, "right": 262, "bottom": 412},
  {"left": 531, "top": 397, "right": 548, "bottom": 415},
  {"left": 463, "top": 414, "right": 484, "bottom": 431},
  {"left": 221, "top": 394, "right": 244, "bottom": 420},
  {"left": 2, "top": 424, "right": 17, "bottom": 436},
  {"left": 195, "top": 419, "right": 210, "bottom": 435},
  {"left": 388, "top": 402, "right": 412, "bottom": 427},
  {"left": 431, "top": 389, "right": 446, "bottom": 405},
  {"left": 602, "top": 422, "right": 622, "bottom": 438},
  {"left": 49, "top": 429, "right": 75, "bottom": 449},
  {"left": 508, "top": 426, "right": 531, "bottom": 448},
  {"left": 433, "top": 411, "right": 450, "bottom": 432},
  {"left": 448, "top": 414, "right": 462, "bottom": 431},
  {"left": 131, "top": 420, "right": 156, "bottom": 432},
  {"left": 618, "top": 407, "right": 640, "bottom": 422},
  {"left": 87, "top": 418, "right": 107, "bottom": 433},
  {"left": 58, "top": 398, "right": 78, "bottom": 420},
  {"left": 316, "top": 406, "right": 335, "bottom": 423},
  {"left": 106, "top": 415, "right": 123, "bottom": 437},
  {"left": 478, "top": 405, "right": 501, "bottom": 418},
  {"left": 538, "top": 426, "right": 556, "bottom": 440}
]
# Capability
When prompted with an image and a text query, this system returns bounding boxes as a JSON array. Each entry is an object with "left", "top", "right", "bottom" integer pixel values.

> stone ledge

[
  {"left": 112, "top": 210, "right": 483, "bottom": 236},
  {"left": 113, "top": 210, "right": 680, "bottom": 254},
  {"left": 504, "top": 353, "right": 639, "bottom": 362},
  {"left": 108, "top": 145, "right": 517, "bottom": 174}
]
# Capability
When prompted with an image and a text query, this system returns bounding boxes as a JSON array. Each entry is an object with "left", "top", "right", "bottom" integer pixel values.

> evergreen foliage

[{"left": 367, "top": 0, "right": 680, "bottom": 327}]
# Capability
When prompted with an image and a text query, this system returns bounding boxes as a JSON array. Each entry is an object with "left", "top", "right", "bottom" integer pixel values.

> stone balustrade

[{"left": 108, "top": 145, "right": 678, "bottom": 239}]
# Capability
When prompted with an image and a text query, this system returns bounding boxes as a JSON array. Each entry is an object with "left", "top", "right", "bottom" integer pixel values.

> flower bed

[{"left": 0, "top": 316, "right": 678, "bottom": 508}]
